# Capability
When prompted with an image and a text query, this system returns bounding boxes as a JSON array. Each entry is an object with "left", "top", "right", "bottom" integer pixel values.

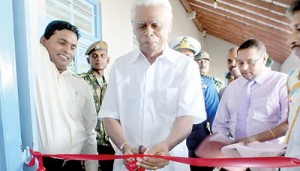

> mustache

[
  {"left": 59, "top": 53, "right": 71, "bottom": 60},
  {"left": 229, "top": 65, "right": 237, "bottom": 71},
  {"left": 291, "top": 44, "right": 300, "bottom": 49}
]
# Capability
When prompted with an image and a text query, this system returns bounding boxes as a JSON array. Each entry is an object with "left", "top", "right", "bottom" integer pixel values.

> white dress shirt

[
  {"left": 212, "top": 69, "right": 288, "bottom": 143},
  {"left": 100, "top": 47, "right": 206, "bottom": 171},
  {"left": 34, "top": 44, "right": 98, "bottom": 170}
]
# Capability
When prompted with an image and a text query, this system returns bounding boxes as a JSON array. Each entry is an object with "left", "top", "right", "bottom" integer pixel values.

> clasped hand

[{"left": 122, "top": 142, "right": 170, "bottom": 170}]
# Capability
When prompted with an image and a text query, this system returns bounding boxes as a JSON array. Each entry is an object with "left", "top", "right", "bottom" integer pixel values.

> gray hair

[{"left": 130, "top": 0, "right": 173, "bottom": 22}]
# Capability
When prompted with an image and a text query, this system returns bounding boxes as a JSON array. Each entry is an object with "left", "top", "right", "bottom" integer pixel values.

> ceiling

[{"left": 179, "top": 0, "right": 293, "bottom": 63}]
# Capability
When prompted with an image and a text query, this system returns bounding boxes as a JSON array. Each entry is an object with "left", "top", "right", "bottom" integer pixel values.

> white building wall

[
  {"left": 100, "top": 0, "right": 135, "bottom": 72},
  {"left": 201, "top": 34, "right": 236, "bottom": 81},
  {"left": 169, "top": 0, "right": 204, "bottom": 46}
]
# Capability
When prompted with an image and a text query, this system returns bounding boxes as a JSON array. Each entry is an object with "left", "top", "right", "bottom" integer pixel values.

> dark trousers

[
  {"left": 97, "top": 144, "right": 115, "bottom": 171},
  {"left": 43, "top": 157, "right": 85, "bottom": 171},
  {"left": 186, "top": 121, "right": 211, "bottom": 158},
  {"left": 187, "top": 121, "right": 214, "bottom": 171}
]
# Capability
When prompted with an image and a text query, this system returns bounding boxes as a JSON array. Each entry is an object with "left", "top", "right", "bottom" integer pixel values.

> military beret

[
  {"left": 195, "top": 51, "right": 210, "bottom": 61},
  {"left": 85, "top": 41, "right": 108, "bottom": 55}
]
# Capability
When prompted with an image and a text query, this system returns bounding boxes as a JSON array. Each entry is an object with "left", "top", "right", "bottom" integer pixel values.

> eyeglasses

[{"left": 236, "top": 56, "right": 262, "bottom": 67}]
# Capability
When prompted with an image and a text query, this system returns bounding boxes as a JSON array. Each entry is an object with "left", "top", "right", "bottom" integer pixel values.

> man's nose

[
  {"left": 63, "top": 45, "right": 73, "bottom": 54},
  {"left": 240, "top": 64, "right": 249, "bottom": 71},
  {"left": 288, "top": 32, "right": 297, "bottom": 48},
  {"left": 144, "top": 26, "right": 154, "bottom": 37}
]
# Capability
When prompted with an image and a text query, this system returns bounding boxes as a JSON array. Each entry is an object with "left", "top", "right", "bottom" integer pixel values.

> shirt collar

[
  {"left": 87, "top": 69, "right": 94, "bottom": 75},
  {"left": 241, "top": 67, "right": 269, "bottom": 86},
  {"left": 129, "top": 45, "right": 177, "bottom": 64},
  {"left": 252, "top": 68, "right": 269, "bottom": 85},
  {"left": 61, "top": 68, "right": 76, "bottom": 76},
  {"left": 87, "top": 69, "right": 97, "bottom": 81}
]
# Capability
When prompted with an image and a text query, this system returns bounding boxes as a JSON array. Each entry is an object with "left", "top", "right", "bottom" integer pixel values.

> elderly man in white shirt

[{"left": 99, "top": 0, "right": 206, "bottom": 171}]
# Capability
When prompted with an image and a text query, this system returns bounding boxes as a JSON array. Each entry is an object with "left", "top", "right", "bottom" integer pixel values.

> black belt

[{"left": 43, "top": 157, "right": 84, "bottom": 171}]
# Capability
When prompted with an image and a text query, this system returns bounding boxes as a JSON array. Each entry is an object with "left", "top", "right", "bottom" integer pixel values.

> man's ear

[
  {"left": 263, "top": 53, "right": 269, "bottom": 64},
  {"left": 131, "top": 20, "right": 137, "bottom": 35},
  {"left": 86, "top": 57, "right": 90, "bottom": 64},
  {"left": 40, "top": 36, "right": 46, "bottom": 45},
  {"left": 107, "top": 57, "right": 110, "bottom": 64}
]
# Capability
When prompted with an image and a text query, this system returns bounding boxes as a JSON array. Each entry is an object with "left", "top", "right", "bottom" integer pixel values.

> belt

[{"left": 43, "top": 157, "right": 84, "bottom": 170}]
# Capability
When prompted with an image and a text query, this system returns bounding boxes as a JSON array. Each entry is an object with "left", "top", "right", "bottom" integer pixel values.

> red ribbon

[
  {"left": 26, "top": 149, "right": 300, "bottom": 170},
  {"left": 125, "top": 160, "right": 145, "bottom": 171},
  {"left": 28, "top": 149, "right": 46, "bottom": 171}
]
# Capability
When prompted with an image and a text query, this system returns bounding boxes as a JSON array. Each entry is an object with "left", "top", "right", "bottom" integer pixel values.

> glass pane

[
  {"left": 73, "top": 0, "right": 93, "bottom": 14},
  {"left": 74, "top": 14, "right": 93, "bottom": 34},
  {"left": 57, "top": 0, "right": 70, "bottom": 6},
  {"left": 73, "top": 3, "right": 94, "bottom": 20},
  {"left": 46, "top": 0, "right": 71, "bottom": 21}
]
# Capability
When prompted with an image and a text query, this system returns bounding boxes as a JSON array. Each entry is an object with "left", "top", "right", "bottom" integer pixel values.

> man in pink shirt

[{"left": 196, "top": 39, "right": 288, "bottom": 171}]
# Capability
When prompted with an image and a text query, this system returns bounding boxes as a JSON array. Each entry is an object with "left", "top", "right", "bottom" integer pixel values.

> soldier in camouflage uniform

[
  {"left": 79, "top": 41, "right": 114, "bottom": 171},
  {"left": 194, "top": 51, "right": 225, "bottom": 93}
]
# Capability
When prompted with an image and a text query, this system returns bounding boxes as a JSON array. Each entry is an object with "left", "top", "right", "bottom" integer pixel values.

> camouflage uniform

[
  {"left": 79, "top": 69, "right": 110, "bottom": 147},
  {"left": 80, "top": 69, "right": 115, "bottom": 171}
]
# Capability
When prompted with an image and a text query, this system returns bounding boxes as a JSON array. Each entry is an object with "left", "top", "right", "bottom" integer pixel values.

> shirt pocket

[
  {"left": 155, "top": 88, "right": 179, "bottom": 115},
  {"left": 68, "top": 90, "right": 85, "bottom": 121},
  {"left": 252, "top": 97, "right": 279, "bottom": 122}
]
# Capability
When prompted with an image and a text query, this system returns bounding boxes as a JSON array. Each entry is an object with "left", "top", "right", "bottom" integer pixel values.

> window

[{"left": 45, "top": 0, "right": 98, "bottom": 38}]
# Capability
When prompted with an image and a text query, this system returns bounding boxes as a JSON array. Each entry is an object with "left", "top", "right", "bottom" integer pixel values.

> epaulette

[
  {"left": 78, "top": 73, "right": 88, "bottom": 78},
  {"left": 201, "top": 74, "right": 210, "bottom": 79},
  {"left": 213, "top": 77, "right": 224, "bottom": 85}
]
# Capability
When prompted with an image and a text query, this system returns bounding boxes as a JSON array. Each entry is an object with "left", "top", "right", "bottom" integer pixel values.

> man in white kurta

[
  {"left": 100, "top": 1, "right": 206, "bottom": 170},
  {"left": 34, "top": 20, "right": 98, "bottom": 170},
  {"left": 100, "top": 46, "right": 206, "bottom": 171}
]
